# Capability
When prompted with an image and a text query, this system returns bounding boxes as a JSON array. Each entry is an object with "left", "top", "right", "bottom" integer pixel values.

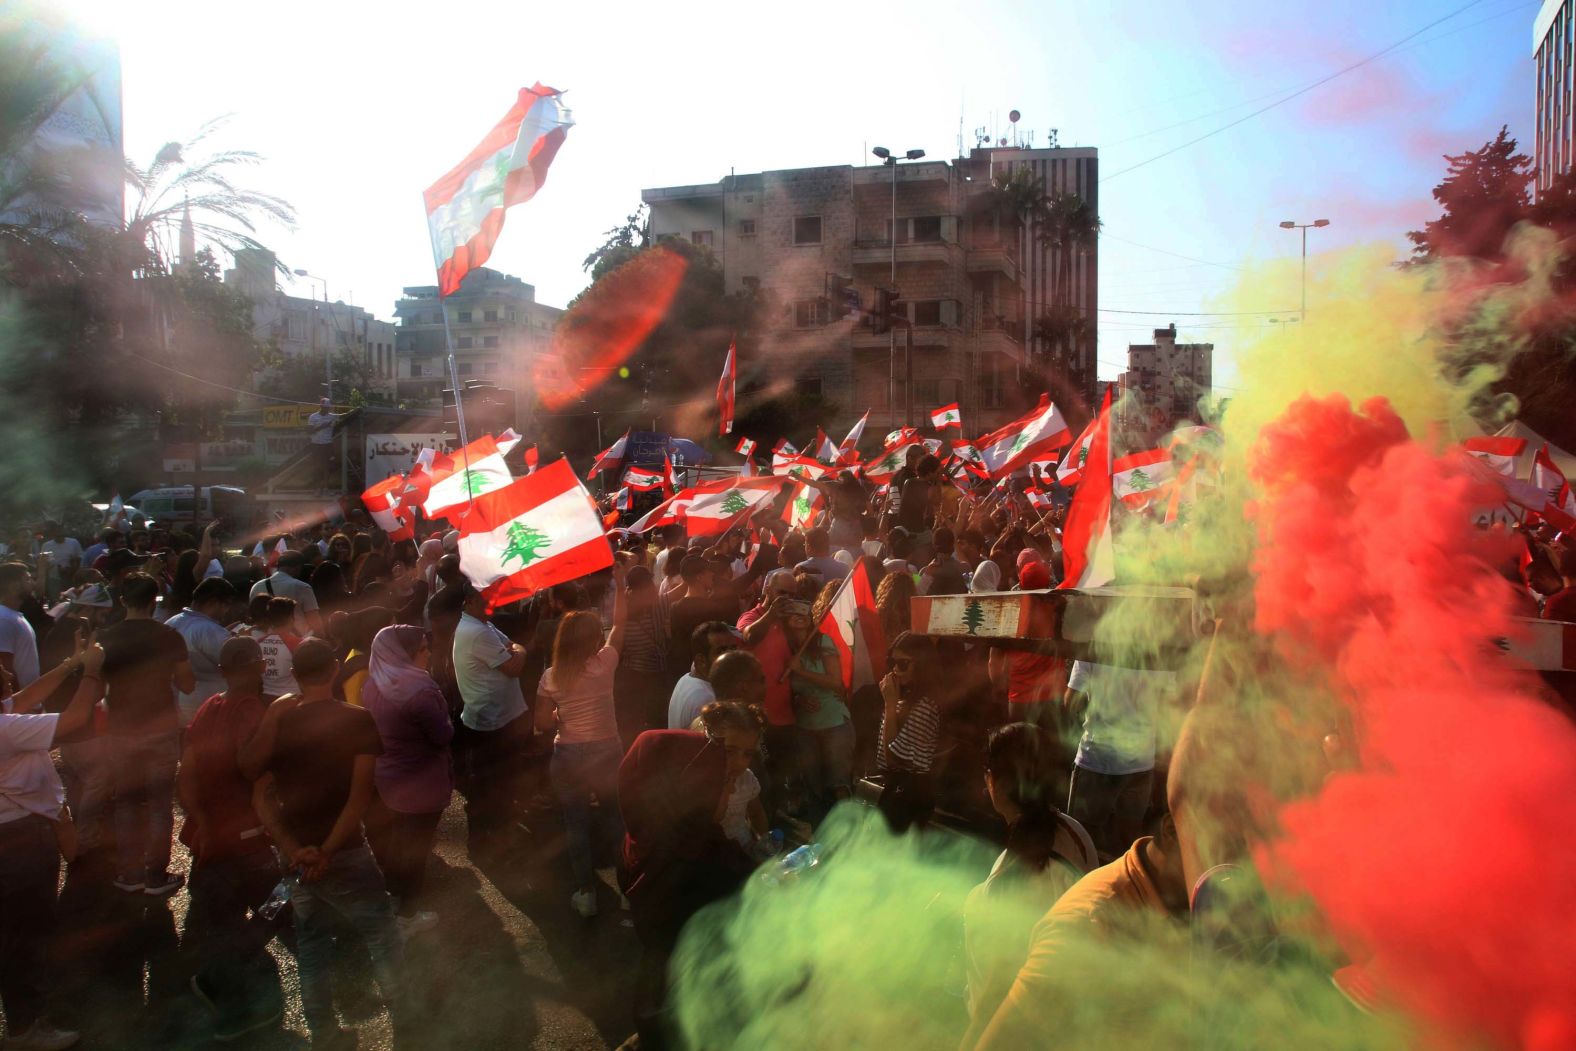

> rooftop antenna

[
  {"left": 1048, "top": 127, "right": 1059, "bottom": 148},
  {"left": 1008, "top": 109, "right": 1021, "bottom": 147}
]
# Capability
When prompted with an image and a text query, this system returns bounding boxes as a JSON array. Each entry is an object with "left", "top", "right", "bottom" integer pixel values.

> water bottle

[
  {"left": 770, "top": 843, "right": 823, "bottom": 883},
  {"left": 256, "top": 871, "right": 300, "bottom": 922}
]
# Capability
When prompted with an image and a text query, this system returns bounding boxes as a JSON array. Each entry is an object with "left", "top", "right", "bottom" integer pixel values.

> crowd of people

[{"left": 1, "top": 440, "right": 1572, "bottom": 1051}]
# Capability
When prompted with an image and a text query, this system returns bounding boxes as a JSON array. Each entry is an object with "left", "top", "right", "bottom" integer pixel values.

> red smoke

[{"left": 1249, "top": 394, "right": 1576, "bottom": 1050}]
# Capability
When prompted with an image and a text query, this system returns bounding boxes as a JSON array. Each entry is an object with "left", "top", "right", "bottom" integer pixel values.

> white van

[{"left": 129, "top": 485, "right": 250, "bottom": 526}]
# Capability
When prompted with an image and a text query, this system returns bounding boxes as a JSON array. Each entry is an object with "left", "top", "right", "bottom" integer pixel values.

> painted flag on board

[
  {"left": 588, "top": 430, "right": 630, "bottom": 479},
  {"left": 717, "top": 339, "right": 736, "bottom": 436},
  {"left": 930, "top": 403, "right": 963, "bottom": 431},
  {"left": 425, "top": 84, "right": 573, "bottom": 297},
  {"left": 456, "top": 458, "right": 613, "bottom": 609},
  {"left": 976, "top": 396, "right": 1072, "bottom": 479},
  {"left": 817, "top": 559, "right": 887, "bottom": 691},
  {"left": 1058, "top": 388, "right": 1115, "bottom": 590}
]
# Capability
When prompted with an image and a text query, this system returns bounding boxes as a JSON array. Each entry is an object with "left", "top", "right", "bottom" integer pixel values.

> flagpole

[{"left": 426, "top": 219, "right": 477, "bottom": 521}]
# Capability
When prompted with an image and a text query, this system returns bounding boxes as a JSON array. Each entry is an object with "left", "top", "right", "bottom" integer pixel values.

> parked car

[{"left": 128, "top": 485, "right": 251, "bottom": 529}]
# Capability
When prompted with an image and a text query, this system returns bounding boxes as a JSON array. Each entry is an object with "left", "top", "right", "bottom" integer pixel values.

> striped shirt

[
  {"left": 620, "top": 606, "right": 668, "bottom": 675},
  {"left": 879, "top": 697, "right": 942, "bottom": 773}
]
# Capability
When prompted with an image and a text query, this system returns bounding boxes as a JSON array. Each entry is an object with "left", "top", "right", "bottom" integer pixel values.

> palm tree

[
  {"left": 1037, "top": 191, "right": 1101, "bottom": 311},
  {"left": 987, "top": 166, "right": 1045, "bottom": 241}
]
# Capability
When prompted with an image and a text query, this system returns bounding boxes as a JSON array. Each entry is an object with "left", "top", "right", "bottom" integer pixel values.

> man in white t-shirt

[
  {"left": 39, "top": 523, "right": 83, "bottom": 601},
  {"left": 453, "top": 585, "right": 530, "bottom": 856},
  {"left": 247, "top": 551, "right": 322, "bottom": 635},
  {"left": 1064, "top": 659, "right": 1178, "bottom": 862},
  {"left": 0, "top": 562, "right": 40, "bottom": 690},
  {"left": 666, "top": 621, "right": 743, "bottom": 729},
  {"left": 306, "top": 399, "right": 346, "bottom": 491}
]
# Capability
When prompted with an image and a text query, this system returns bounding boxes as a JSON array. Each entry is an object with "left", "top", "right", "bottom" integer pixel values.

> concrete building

[
  {"left": 224, "top": 247, "right": 399, "bottom": 402},
  {"left": 1118, "top": 323, "right": 1212, "bottom": 438},
  {"left": 392, "top": 268, "right": 565, "bottom": 422},
  {"left": 641, "top": 144, "right": 1097, "bottom": 432},
  {"left": 1536, "top": 0, "right": 1575, "bottom": 192}
]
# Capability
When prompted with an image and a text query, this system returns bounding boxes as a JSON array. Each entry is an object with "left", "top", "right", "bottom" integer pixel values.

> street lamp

[
  {"left": 293, "top": 268, "right": 334, "bottom": 402},
  {"left": 1277, "top": 219, "right": 1330, "bottom": 319},
  {"left": 872, "top": 144, "right": 927, "bottom": 425}
]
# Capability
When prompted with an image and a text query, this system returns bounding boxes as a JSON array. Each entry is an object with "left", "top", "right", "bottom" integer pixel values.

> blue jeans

[
  {"left": 290, "top": 845, "right": 404, "bottom": 1038},
  {"left": 187, "top": 849, "right": 284, "bottom": 1022},
  {"left": 0, "top": 816, "right": 59, "bottom": 1032},
  {"left": 110, "top": 730, "right": 180, "bottom": 883},
  {"left": 800, "top": 721, "right": 855, "bottom": 803},
  {"left": 550, "top": 739, "right": 625, "bottom": 889}
]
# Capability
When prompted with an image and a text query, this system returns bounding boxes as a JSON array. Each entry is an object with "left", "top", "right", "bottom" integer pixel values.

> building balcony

[
  {"left": 850, "top": 323, "right": 957, "bottom": 351},
  {"left": 965, "top": 239, "right": 1022, "bottom": 281},
  {"left": 851, "top": 238, "right": 961, "bottom": 268},
  {"left": 973, "top": 325, "right": 1027, "bottom": 365}
]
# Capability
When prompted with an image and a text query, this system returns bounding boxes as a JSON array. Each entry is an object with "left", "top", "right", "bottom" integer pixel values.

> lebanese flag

[
  {"left": 423, "top": 434, "right": 517, "bottom": 520},
  {"left": 885, "top": 427, "right": 919, "bottom": 448},
  {"left": 683, "top": 478, "right": 781, "bottom": 536},
  {"left": 624, "top": 466, "right": 665, "bottom": 492},
  {"left": 1532, "top": 444, "right": 1574, "bottom": 514},
  {"left": 863, "top": 439, "right": 922, "bottom": 484},
  {"left": 1057, "top": 416, "right": 1098, "bottom": 488},
  {"left": 783, "top": 482, "right": 824, "bottom": 530},
  {"left": 772, "top": 438, "right": 799, "bottom": 457},
  {"left": 773, "top": 453, "right": 829, "bottom": 481},
  {"left": 1025, "top": 489, "right": 1053, "bottom": 512},
  {"left": 811, "top": 428, "right": 839, "bottom": 464},
  {"left": 522, "top": 444, "right": 539, "bottom": 475},
  {"left": 951, "top": 440, "right": 989, "bottom": 479},
  {"left": 614, "top": 487, "right": 633, "bottom": 511},
  {"left": 976, "top": 397, "right": 1072, "bottom": 479},
  {"left": 455, "top": 458, "right": 613, "bottom": 609},
  {"left": 1162, "top": 457, "right": 1200, "bottom": 526},
  {"left": 1463, "top": 435, "right": 1527, "bottom": 478},
  {"left": 735, "top": 436, "right": 757, "bottom": 458},
  {"left": 628, "top": 490, "right": 692, "bottom": 533},
  {"left": 1058, "top": 388, "right": 1115, "bottom": 590},
  {"left": 425, "top": 85, "right": 573, "bottom": 298},
  {"left": 1112, "top": 448, "right": 1174, "bottom": 509},
  {"left": 837, "top": 411, "right": 869, "bottom": 465},
  {"left": 588, "top": 431, "right": 630, "bottom": 479},
  {"left": 363, "top": 474, "right": 409, "bottom": 539},
  {"left": 930, "top": 403, "right": 963, "bottom": 431},
  {"left": 661, "top": 451, "right": 678, "bottom": 497},
  {"left": 818, "top": 559, "right": 887, "bottom": 691},
  {"left": 717, "top": 338, "right": 736, "bottom": 436}
]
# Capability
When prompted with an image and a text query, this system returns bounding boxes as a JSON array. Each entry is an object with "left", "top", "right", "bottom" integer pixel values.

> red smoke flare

[{"left": 1250, "top": 394, "right": 1576, "bottom": 1050}]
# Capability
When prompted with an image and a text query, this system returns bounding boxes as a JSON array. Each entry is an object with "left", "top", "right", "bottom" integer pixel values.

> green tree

[
  {"left": 1407, "top": 127, "right": 1530, "bottom": 263},
  {"left": 962, "top": 598, "right": 986, "bottom": 634}
]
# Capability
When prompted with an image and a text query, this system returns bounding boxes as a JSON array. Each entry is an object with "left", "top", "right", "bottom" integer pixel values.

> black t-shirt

[
  {"left": 668, "top": 594, "right": 740, "bottom": 676},
  {"left": 98, "top": 619, "right": 189, "bottom": 735},
  {"left": 266, "top": 700, "right": 383, "bottom": 847},
  {"left": 897, "top": 477, "right": 937, "bottom": 534}
]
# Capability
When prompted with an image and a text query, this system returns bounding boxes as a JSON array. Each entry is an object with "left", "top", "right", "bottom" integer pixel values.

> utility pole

[
  {"left": 871, "top": 146, "right": 926, "bottom": 427},
  {"left": 1278, "top": 219, "right": 1330, "bottom": 319}
]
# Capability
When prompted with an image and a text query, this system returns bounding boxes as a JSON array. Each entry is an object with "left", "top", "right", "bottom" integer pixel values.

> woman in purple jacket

[{"left": 362, "top": 625, "right": 454, "bottom": 934}]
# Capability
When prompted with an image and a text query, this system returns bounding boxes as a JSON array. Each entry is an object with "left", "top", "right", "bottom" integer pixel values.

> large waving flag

[
  {"left": 1059, "top": 388, "right": 1115, "bottom": 590},
  {"left": 717, "top": 339, "right": 737, "bottom": 436},
  {"left": 783, "top": 482, "right": 824, "bottom": 530},
  {"left": 811, "top": 428, "right": 839, "bottom": 464},
  {"left": 1463, "top": 435, "right": 1527, "bottom": 478},
  {"left": 1532, "top": 443, "right": 1574, "bottom": 513},
  {"left": 456, "top": 458, "right": 613, "bottom": 609},
  {"left": 588, "top": 430, "right": 630, "bottom": 480},
  {"left": 976, "top": 396, "right": 1072, "bottom": 479},
  {"left": 863, "top": 439, "right": 922, "bottom": 485},
  {"left": 818, "top": 559, "right": 887, "bottom": 691},
  {"left": 422, "top": 433, "right": 520, "bottom": 520},
  {"left": 624, "top": 466, "right": 665, "bottom": 492},
  {"left": 837, "top": 411, "right": 869, "bottom": 465},
  {"left": 1057, "top": 415, "right": 1098, "bottom": 488},
  {"left": 424, "top": 84, "right": 573, "bottom": 298},
  {"left": 684, "top": 478, "right": 780, "bottom": 536},
  {"left": 362, "top": 474, "right": 412, "bottom": 541},
  {"left": 1112, "top": 448, "right": 1175, "bottom": 509}
]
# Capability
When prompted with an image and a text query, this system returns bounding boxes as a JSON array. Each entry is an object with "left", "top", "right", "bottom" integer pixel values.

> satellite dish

[{"left": 1008, "top": 109, "right": 1021, "bottom": 123}]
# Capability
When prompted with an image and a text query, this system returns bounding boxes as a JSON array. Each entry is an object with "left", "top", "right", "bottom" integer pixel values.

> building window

[
  {"left": 793, "top": 216, "right": 822, "bottom": 245},
  {"left": 692, "top": 230, "right": 714, "bottom": 248},
  {"left": 793, "top": 299, "right": 826, "bottom": 328},
  {"left": 457, "top": 310, "right": 473, "bottom": 323},
  {"left": 508, "top": 310, "right": 517, "bottom": 322},
  {"left": 484, "top": 309, "right": 498, "bottom": 322},
  {"left": 912, "top": 216, "right": 942, "bottom": 243},
  {"left": 913, "top": 300, "right": 943, "bottom": 326},
  {"left": 457, "top": 336, "right": 473, "bottom": 349},
  {"left": 738, "top": 219, "right": 756, "bottom": 236},
  {"left": 457, "top": 362, "right": 473, "bottom": 376},
  {"left": 914, "top": 379, "right": 941, "bottom": 406},
  {"left": 483, "top": 335, "right": 499, "bottom": 348},
  {"left": 286, "top": 313, "right": 307, "bottom": 342},
  {"left": 410, "top": 363, "right": 424, "bottom": 378}
]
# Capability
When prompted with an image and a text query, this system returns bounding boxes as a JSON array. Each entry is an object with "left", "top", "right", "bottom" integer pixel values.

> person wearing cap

[
  {"left": 97, "top": 572, "right": 194, "bottom": 896},
  {"left": 178, "top": 636, "right": 285, "bottom": 1042},
  {"left": 165, "top": 578, "right": 239, "bottom": 727},
  {"left": 248, "top": 551, "right": 322, "bottom": 637},
  {"left": 0, "top": 562, "right": 40, "bottom": 693},
  {"left": 244, "top": 638, "right": 409, "bottom": 1047}
]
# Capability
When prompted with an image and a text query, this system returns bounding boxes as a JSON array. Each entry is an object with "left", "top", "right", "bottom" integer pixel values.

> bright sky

[{"left": 63, "top": 0, "right": 1536, "bottom": 388}]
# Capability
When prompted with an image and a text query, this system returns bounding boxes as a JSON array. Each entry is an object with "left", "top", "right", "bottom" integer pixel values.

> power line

[
  {"left": 1100, "top": 232, "right": 1245, "bottom": 271},
  {"left": 1100, "top": 0, "right": 1488, "bottom": 183},
  {"left": 1099, "top": 307, "right": 1289, "bottom": 316}
]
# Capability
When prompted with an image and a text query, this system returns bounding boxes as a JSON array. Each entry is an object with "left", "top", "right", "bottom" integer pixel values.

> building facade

[
  {"left": 641, "top": 145, "right": 1097, "bottom": 433},
  {"left": 224, "top": 247, "right": 399, "bottom": 402},
  {"left": 1536, "top": 0, "right": 1574, "bottom": 192},
  {"left": 1118, "top": 323, "right": 1213, "bottom": 438},
  {"left": 392, "top": 268, "right": 565, "bottom": 423}
]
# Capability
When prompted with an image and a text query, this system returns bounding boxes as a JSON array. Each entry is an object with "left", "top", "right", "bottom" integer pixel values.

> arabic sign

[{"left": 365, "top": 433, "right": 452, "bottom": 485}]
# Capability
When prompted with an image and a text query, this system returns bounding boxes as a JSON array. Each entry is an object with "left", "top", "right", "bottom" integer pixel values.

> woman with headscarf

[{"left": 362, "top": 624, "right": 454, "bottom": 933}]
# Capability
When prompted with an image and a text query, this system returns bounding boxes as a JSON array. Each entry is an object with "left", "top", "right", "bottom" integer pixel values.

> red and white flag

[
  {"left": 837, "top": 411, "right": 869, "bottom": 465},
  {"left": 1111, "top": 448, "right": 1174, "bottom": 510},
  {"left": 362, "top": 474, "right": 410, "bottom": 540},
  {"left": 1058, "top": 388, "right": 1115, "bottom": 590},
  {"left": 628, "top": 490, "right": 693, "bottom": 534},
  {"left": 818, "top": 558, "right": 887, "bottom": 691},
  {"left": 863, "top": 439, "right": 922, "bottom": 485},
  {"left": 783, "top": 482, "right": 824, "bottom": 530},
  {"left": 1463, "top": 435, "right": 1527, "bottom": 478},
  {"left": 614, "top": 487, "right": 633, "bottom": 512},
  {"left": 424, "top": 85, "right": 573, "bottom": 298},
  {"left": 588, "top": 431, "right": 630, "bottom": 479},
  {"left": 1532, "top": 443, "right": 1574, "bottom": 514},
  {"left": 422, "top": 434, "right": 518, "bottom": 520},
  {"left": 522, "top": 444, "right": 539, "bottom": 475},
  {"left": 623, "top": 466, "right": 665, "bottom": 492},
  {"left": 660, "top": 451, "right": 678, "bottom": 498},
  {"left": 735, "top": 436, "right": 757, "bottom": 458},
  {"left": 930, "top": 403, "right": 963, "bottom": 431},
  {"left": 951, "top": 440, "right": 989, "bottom": 479},
  {"left": 456, "top": 458, "right": 613, "bottom": 610},
  {"left": 717, "top": 339, "right": 736, "bottom": 436},
  {"left": 682, "top": 477, "right": 781, "bottom": 536},
  {"left": 885, "top": 427, "right": 919, "bottom": 448},
  {"left": 773, "top": 453, "right": 829, "bottom": 481},
  {"left": 811, "top": 428, "right": 839, "bottom": 464},
  {"left": 976, "top": 396, "right": 1072, "bottom": 479},
  {"left": 1025, "top": 489, "right": 1053, "bottom": 512},
  {"left": 1162, "top": 457, "right": 1201, "bottom": 526},
  {"left": 1056, "top": 416, "right": 1099, "bottom": 488}
]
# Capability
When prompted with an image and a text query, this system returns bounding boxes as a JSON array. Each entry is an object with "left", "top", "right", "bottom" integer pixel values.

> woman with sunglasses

[
  {"left": 876, "top": 631, "right": 944, "bottom": 832},
  {"left": 361, "top": 624, "right": 454, "bottom": 936}
]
